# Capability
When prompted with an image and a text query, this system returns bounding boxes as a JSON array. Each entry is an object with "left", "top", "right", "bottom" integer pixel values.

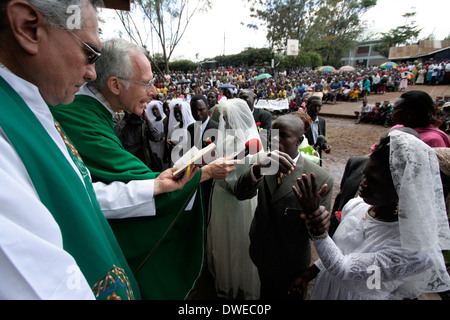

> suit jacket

[
  {"left": 305, "top": 115, "right": 326, "bottom": 165},
  {"left": 253, "top": 108, "right": 272, "bottom": 131},
  {"left": 234, "top": 154, "right": 334, "bottom": 298},
  {"left": 187, "top": 118, "right": 219, "bottom": 212},
  {"left": 305, "top": 115, "right": 326, "bottom": 146},
  {"left": 187, "top": 118, "right": 219, "bottom": 149},
  {"left": 329, "top": 156, "right": 368, "bottom": 236}
]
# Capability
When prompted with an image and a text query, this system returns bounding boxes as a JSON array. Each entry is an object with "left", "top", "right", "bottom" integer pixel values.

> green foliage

[
  {"left": 168, "top": 59, "right": 199, "bottom": 73},
  {"left": 123, "top": 0, "right": 212, "bottom": 73},
  {"left": 372, "top": 11, "right": 422, "bottom": 58},
  {"left": 211, "top": 47, "right": 273, "bottom": 67},
  {"left": 246, "top": 0, "right": 376, "bottom": 65},
  {"left": 279, "top": 51, "right": 322, "bottom": 69}
]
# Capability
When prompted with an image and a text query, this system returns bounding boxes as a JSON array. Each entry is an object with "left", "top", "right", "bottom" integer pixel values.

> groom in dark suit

[
  {"left": 187, "top": 94, "right": 219, "bottom": 149},
  {"left": 187, "top": 94, "right": 219, "bottom": 211},
  {"left": 235, "top": 115, "right": 334, "bottom": 299}
]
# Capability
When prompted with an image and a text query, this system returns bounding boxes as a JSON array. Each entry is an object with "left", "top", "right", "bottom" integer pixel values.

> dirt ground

[{"left": 321, "top": 118, "right": 388, "bottom": 200}]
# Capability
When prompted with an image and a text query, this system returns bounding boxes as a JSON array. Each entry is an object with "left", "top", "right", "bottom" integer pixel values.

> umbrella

[
  {"left": 176, "top": 79, "right": 191, "bottom": 85},
  {"left": 218, "top": 83, "right": 236, "bottom": 89},
  {"left": 379, "top": 62, "right": 398, "bottom": 69},
  {"left": 405, "top": 71, "right": 414, "bottom": 80},
  {"left": 255, "top": 73, "right": 273, "bottom": 81},
  {"left": 339, "top": 65, "right": 355, "bottom": 72},
  {"left": 318, "top": 66, "right": 336, "bottom": 73}
]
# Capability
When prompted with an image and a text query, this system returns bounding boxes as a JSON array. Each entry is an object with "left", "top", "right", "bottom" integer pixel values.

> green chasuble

[
  {"left": 50, "top": 93, "right": 206, "bottom": 300},
  {"left": 0, "top": 77, "right": 140, "bottom": 300}
]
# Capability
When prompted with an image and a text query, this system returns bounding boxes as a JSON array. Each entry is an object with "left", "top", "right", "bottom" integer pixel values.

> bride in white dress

[
  {"left": 292, "top": 130, "right": 450, "bottom": 300},
  {"left": 207, "top": 98, "right": 262, "bottom": 300}
]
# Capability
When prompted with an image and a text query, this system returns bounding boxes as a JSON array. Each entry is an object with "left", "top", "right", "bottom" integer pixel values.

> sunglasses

[
  {"left": 67, "top": 29, "right": 101, "bottom": 64},
  {"left": 44, "top": 14, "right": 101, "bottom": 65},
  {"left": 118, "top": 77, "right": 156, "bottom": 92}
]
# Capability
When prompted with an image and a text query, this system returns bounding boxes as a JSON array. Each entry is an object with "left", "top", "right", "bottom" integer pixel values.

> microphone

[
  {"left": 245, "top": 138, "right": 262, "bottom": 155},
  {"left": 314, "top": 135, "right": 329, "bottom": 150}
]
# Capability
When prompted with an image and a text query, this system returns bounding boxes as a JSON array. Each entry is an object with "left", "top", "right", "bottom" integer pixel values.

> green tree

[
  {"left": 373, "top": 11, "right": 422, "bottom": 58},
  {"left": 279, "top": 51, "right": 322, "bottom": 69},
  {"left": 169, "top": 59, "right": 199, "bottom": 73},
  {"left": 247, "top": 0, "right": 376, "bottom": 66},
  {"left": 116, "top": 0, "right": 211, "bottom": 73},
  {"left": 212, "top": 47, "right": 273, "bottom": 67}
]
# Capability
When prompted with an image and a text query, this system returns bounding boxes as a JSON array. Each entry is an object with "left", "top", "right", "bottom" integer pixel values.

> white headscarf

[
  {"left": 167, "top": 98, "right": 195, "bottom": 140},
  {"left": 145, "top": 100, "right": 166, "bottom": 122},
  {"left": 388, "top": 130, "right": 450, "bottom": 294}
]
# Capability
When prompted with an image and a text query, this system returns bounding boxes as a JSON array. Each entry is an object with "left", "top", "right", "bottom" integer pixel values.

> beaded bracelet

[{"left": 308, "top": 230, "right": 328, "bottom": 241}]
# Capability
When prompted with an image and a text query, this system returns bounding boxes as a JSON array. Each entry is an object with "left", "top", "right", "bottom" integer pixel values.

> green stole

[
  {"left": 50, "top": 94, "right": 206, "bottom": 300},
  {"left": 0, "top": 76, "right": 140, "bottom": 300}
]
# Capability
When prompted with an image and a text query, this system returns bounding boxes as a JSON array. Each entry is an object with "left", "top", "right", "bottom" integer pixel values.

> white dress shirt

[{"left": 0, "top": 68, "right": 94, "bottom": 299}]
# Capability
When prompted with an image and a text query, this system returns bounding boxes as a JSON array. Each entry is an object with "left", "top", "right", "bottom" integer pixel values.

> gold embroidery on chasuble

[{"left": 91, "top": 265, "right": 135, "bottom": 300}]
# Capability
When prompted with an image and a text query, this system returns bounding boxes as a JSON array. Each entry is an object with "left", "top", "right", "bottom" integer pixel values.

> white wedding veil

[
  {"left": 388, "top": 130, "right": 450, "bottom": 294},
  {"left": 216, "top": 98, "right": 261, "bottom": 157}
]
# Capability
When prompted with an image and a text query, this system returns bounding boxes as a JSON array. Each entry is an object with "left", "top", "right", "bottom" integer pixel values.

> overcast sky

[{"left": 99, "top": 0, "right": 449, "bottom": 62}]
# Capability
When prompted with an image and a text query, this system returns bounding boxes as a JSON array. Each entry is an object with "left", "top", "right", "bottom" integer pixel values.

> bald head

[
  {"left": 272, "top": 115, "right": 305, "bottom": 158},
  {"left": 273, "top": 114, "right": 305, "bottom": 136},
  {"left": 239, "top": 89, "right": 255, "bottom": 111}
]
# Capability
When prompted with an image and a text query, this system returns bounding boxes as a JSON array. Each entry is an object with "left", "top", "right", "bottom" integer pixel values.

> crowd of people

[
  {"left": 151, "top": 59, "right": 450, "bottom": 106},
  {"left": 1, "top": 0, "right": 450, "bottom": 302}
]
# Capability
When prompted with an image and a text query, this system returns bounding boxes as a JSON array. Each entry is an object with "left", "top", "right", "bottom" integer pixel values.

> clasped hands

[
  {"left": 293, "top": 172, "right": 330, "bottom": 236},
  {"left": 288, "top": 173, "right": 330, "bottom": 297}
]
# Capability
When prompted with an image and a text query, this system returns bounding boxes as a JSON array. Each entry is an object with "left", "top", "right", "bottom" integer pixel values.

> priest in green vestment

[
  {"left": 51, "top": 38, "right": 238, "bottom": 299},
  {"left": 0, "top": 0, "right": 148, "bottom": 300}
]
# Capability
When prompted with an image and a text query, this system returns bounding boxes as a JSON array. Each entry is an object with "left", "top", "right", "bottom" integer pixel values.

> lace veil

[{"left": 388, "top": 130, "right": 450, "bottom": 294}]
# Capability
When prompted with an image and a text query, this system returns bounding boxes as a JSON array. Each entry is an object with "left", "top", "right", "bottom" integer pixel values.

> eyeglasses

[
  {"left": 67, "top": 29, "right": 101, "bottom": 64},
  {"left": 44, "top": 14, "right": 101, "bottom": 64},
  {"left": 118, "top": 77, "right": 156, "bottom": 92}
]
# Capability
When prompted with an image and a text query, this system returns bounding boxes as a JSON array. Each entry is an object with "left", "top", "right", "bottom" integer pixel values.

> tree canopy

[
  {"left": 373, "top": 11, "right": 422, "bottom": 58},
  {"left": 247, "top": 0, "right": 376, "bottom": 66}
]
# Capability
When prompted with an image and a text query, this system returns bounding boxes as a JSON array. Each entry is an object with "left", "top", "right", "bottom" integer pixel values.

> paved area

[{"left": 319, "top": 84, "right": 450, "bottom": 119}]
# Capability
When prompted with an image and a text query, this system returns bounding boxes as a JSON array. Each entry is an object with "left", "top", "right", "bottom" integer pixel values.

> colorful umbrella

[
  {"left": 318, "top": 66, "right": 336, "bottom": 72},
  {"left": 380, "top": 62, "right": 398, "bottom": 69},
  {"left": 255, "top": 73, "right": 273, "bottom": 81},
  {"left": 405, "top": 71, "right": 414, "bottom": 80}
]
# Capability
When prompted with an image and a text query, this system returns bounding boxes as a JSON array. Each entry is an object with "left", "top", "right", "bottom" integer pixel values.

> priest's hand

[
  {"left": 201, "top": 156, "right": 242, "bottom": 181},
  {"left": 154, "top": 165, "right": 199, "bottom": 195}
]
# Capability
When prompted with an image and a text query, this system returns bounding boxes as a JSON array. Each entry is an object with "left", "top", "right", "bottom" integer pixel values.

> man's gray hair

[
  {"left": 1, "top": 0, "right": 103, "bottom": 30},
  {"left": 89, "top": 38, "right": 148, "bottom": 90}
]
